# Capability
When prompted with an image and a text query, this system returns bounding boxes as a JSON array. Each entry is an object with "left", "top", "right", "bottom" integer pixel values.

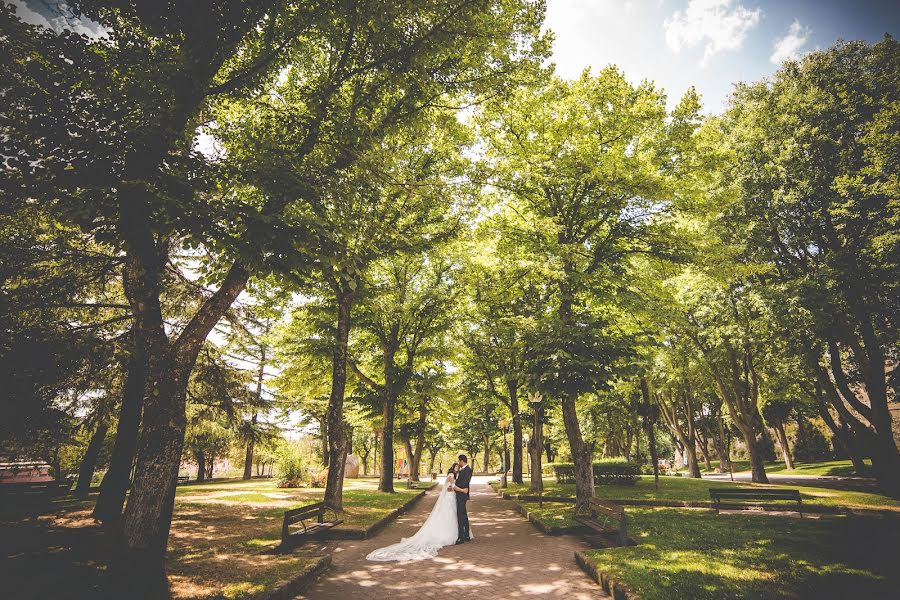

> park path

[{"left": 297, "top": 477, "right": 608, "bottom": 600}]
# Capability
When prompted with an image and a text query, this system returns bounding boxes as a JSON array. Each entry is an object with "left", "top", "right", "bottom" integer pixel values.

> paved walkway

[{"left": 298, "top": 478, "right": 608, "bottom": 599}]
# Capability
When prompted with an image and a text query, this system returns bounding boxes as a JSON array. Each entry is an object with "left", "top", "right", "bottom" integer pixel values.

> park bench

[
  {"left": 176, "top": 475, "right": 191, "bottom": 484},
  {"left": 279, "top": 502, "right": 342, "bottom": 550},
  {"left": 0, "top": 481, "right": 70, "bottom": 517},
  {"left": 405, "top": 477, "right": 424, "bottom": 489},
  {"left": 575, "top": 498, "right": 630, "bottom": 547},
  {"left": 709, "top": 487, "right": 803, "bottom": 516}
]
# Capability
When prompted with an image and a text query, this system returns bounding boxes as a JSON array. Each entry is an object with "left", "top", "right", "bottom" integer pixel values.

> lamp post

[{"left": 499, "top": 418, "right": 510, "bottom": 488}]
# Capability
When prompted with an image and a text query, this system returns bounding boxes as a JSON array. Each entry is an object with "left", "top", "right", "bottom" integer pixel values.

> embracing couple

[{"left": 366, "top": 454, "right": 473, "bottom": 561}]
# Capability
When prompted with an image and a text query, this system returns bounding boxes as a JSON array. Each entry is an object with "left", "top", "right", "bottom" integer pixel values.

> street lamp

[{"left": 499, "top": 418, "right": 510, "bottom": 488}]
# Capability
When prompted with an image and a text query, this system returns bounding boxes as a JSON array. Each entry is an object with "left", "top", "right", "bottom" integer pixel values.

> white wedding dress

[{"left": 366, "top": 472, "right": 473, "bottom": 561}]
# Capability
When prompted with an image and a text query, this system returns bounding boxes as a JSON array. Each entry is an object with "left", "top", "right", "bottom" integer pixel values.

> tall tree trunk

[
  {"left": 75, "top": 420, "right": 110, "bottom": 497},
  {"left": 194, "top": 449, "right": 205, "bottom": 482},
  {"left": 561, "top": 393, "right": 594, "bottom": 512},
  {"left": 557, "top": 276, "right": 593, "bottom": 512},
  {"left": 697, "top": 432, "right": 712, "bottom": 472},
  {"left": 544, "top": 441, "right": 554, "bottom": 463},
  {"left": 815, "top": 393, "right": 869, "bottom": 474},
  {"left": 408, "top": 398, "right": 428, "bottom": 482},
  {"left": 324, "top": 294, "right": 353, "bottom": 510},
  {"left": 772, "top": 421, "right": 794, "bottom": 470},
  {"left": 320, "top": 417, "right": 329, "bottom": 467},
  {"left": 93, "top": 350, "right": 145, "bottom": 523},
  {"left": 243, "top": 412, "right": 258, "bottom": 480},
  {"left": 529, "top": 403, "right": 544, "bottom": 493},
  {"left": 713, "top": 412, "right": 730, "bottom": 472},
  {"left": 508, "top": 381, "right": 523, "bottom": 483},
  {"left": 639, "top": 377, "right": 660, "bottom": 490},
  {"left": 378, "top": 386, "right": 397, "bottom": 493},
  {"left": 121, "top": 221, "right": 248, "bottom": 564}
]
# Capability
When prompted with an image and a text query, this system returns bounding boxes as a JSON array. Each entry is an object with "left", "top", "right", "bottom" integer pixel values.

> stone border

[
  {"left": 322, "top": 486, "right": 432, "bottom": 540},
  {"left": 575, "top": 550, "right": 639, "bottom": 600},
  {"left": 489, "top": 485, "right": 898, "bottom": 518},
  {"left": 263, "top": 554, "right": 332, "bottom": 600}
]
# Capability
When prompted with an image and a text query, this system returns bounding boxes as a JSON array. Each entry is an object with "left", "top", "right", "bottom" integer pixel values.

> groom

[{"left": 451, "top": 454, "right": 472, "bottom": 544}]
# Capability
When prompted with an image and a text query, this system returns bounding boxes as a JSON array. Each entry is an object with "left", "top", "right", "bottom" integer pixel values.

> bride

[{"left": 366, "top": 464, "right": 472, "bottom": 561}]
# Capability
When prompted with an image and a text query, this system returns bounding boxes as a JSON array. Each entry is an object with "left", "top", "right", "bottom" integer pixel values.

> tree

[
  {"left": 351, "top": 255, "right": 458, "bottom": 492},
  {"left": 719, "top": 37, "right": 900, "bottom": 494},
  {"left": 481, "top": 70, "right": 701, "bottom": 510}
]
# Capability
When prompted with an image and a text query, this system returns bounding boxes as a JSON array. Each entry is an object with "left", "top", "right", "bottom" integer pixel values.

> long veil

[{"left": 366, "top": 473, "right": 468, "bottom": 561}]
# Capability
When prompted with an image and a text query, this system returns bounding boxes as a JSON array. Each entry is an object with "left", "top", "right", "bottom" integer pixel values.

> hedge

[{"left": 545, "top": 460, "right": 640, "bottom": 485}]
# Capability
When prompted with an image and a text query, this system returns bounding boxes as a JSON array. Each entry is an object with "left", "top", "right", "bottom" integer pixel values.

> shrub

[
  {"left": 276, "top": 446, "right": 306, "bottom": 488},
  {"left": 547, "top": 459, "right": 640, "bottom": 485}
]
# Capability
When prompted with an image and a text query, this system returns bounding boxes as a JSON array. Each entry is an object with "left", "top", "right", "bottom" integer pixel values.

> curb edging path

[{"left": 298, "top": 479, "right": 609, "bottom": 599}]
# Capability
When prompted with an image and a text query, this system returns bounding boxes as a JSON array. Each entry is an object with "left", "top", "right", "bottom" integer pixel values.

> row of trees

[{"left": 2, "top": 0, "right": 896, "bottom": 581}]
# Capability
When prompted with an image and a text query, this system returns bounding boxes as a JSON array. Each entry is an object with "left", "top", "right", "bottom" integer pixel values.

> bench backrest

[
  {"left": 0, "top": 481, "right": 67, "bottom": 495},
  {"left": 710, "top": 488, "right": 800, "bottom": 499},
  {"left": 284, "top": 502, "right": 326, "bottom": 524},
  {"left": 589, "top": 498, "right": 625, "bottom": 521}
]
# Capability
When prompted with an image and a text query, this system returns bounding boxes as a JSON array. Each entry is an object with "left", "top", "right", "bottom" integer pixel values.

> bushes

[
  {"left": 276, "top": 445, "right": 307, "bottom": 488},
  {"left": 546, "top": 459, "right": 641, "bottom": 485}
]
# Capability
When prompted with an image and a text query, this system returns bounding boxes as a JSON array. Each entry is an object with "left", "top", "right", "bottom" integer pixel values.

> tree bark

[
  {"left": 507, "top": 381, "right": 523, "bottom": 483},
  {"left": 378, "top": 386, "right": 397, "bottom": 493},
  {"left": 529, "top": 403, "right": 544, "bottom": 493},
  {"left": 639, "top": 377, "right": 660, "bottom": 490},
  {"left": 75, "top": 420, "right": 110, "bottom": 497},
  {"left": 561, "top": 394, "right": 594, "bottom": 512},
  {"left": 772, "top": 421, "right": 794, "bottom": 470},
  {"left": 324, "top": 294, "right": 353, "bottom": 510},
  {"left": 243, "top": 412, "right": 258, "bottom": 480},
  {"left": 93, "top": 349, "right": 145, "bottom": 523}
]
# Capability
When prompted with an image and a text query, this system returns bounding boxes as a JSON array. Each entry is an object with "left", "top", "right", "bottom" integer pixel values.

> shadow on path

[{"left": 298, "top": 478, "right": 607, "bottom": 599}]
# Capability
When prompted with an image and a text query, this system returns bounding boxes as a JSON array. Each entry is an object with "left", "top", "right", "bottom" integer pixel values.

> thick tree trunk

[
  {"left": 639, "top": 376, "right": 660, "bottom": 489},
  {"left": 561, "top": 394, "right": 594, "bottom": 512},
  {"left": 743, "top": 424, "right": 769, "bottom": 484},
  {"left": 243, "top": 412, "right": 258, "bottom": 480},
  {"left": 93, "top": 350, "right": 145, "bottom": 523},
  {"left": 772, "top": 421, "right": 794, "bottom": 470},
  {"left": 508, "top": 381, "right": 523, "bottom": 483},
  {"left": 320, "top": 417, "right": 329, "bottom": 467},
  {"left": 75, "top": 420, "right": 110, "bottom": 497},
  {"left": 482, "top": 434, "right": 491, "bottom": 474},
  {"left": 529, "top": 404, "right": 544, "bottom": 493},
  {"left": 378, "top": 389, "right": 397, "bottom": 493},
  {"left": 713, "top": 413, "right": 730, "bottom": 472},
  {"left": 324, "top": 295, "right": 353, "bottom": 510},
  {"left": 121, "top": 248, "right": 248, "bottom": 564},
  {"left": 816, "top": 396, "right": 869, "bottom": 475}
]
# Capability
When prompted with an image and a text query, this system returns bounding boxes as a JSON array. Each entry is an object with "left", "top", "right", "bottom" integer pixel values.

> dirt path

[{"left": 298, "top": 478, "right": 608, "bottom": 599}]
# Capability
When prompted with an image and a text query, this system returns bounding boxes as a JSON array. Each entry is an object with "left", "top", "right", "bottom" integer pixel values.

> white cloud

[
  {"left": 664, "top": 0, "right": 762, "bottom": 66},
  {"left": 770, "top": 19, "right": 812, "bottom": 64}
]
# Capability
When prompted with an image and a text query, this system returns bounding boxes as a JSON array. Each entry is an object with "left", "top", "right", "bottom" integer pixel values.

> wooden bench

[
  {"left": 0, "top": 481, "right": 70, "bottom": 517},
  {"left": 405, "top": 478, "right": 423, "bottom": 489},
  {"left": 176, "top": 475, "right": 191, "bottom": 484},
  {"left": 279, "top": 502, "right": 342, "bottom": 550},
  {"left": 575, "top": 498, "right": 630, "bottom": 546},
  {"left": 709, "top": 487, "right": 802, "bottom": 516}
]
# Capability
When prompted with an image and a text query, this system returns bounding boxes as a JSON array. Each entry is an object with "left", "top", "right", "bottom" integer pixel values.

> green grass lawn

[
  {"left": 582, "top": 507, "right": 900, "bottom": 600},
  {"left": 39, "top": 478, "right": 431, "bottom": 599},
  {"left": 703, "top": 459, "right": 872, "bottom": 478},
  {"left": 497, "top": 477, "right": 900, "bottom": 511}
]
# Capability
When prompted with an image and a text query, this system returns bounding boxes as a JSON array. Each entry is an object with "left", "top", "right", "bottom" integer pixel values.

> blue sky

[
  {"left": 13, "top": 0, "right": 900, "bottom": 113},
  {"left": 545, "top": 0, "right": 900, "bottom": 112}
]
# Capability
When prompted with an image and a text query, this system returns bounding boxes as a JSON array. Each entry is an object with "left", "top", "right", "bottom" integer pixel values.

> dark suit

[{"left": 454, "top": 464, "right": 472, "bottom": 541}]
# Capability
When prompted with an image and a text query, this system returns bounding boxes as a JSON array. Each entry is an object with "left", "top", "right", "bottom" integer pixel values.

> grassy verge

[
  {"left": 41, "top": 479, "right": 431, "bottom": 599},
  {"left": 582, "top": 507, "right": 899, "bottom": 600},
  {"left": 495, "top": 477, "right": 899, "bottom": 511},
  {"left": 703, "top": 459, "right": 873, "bottom": 478}
]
